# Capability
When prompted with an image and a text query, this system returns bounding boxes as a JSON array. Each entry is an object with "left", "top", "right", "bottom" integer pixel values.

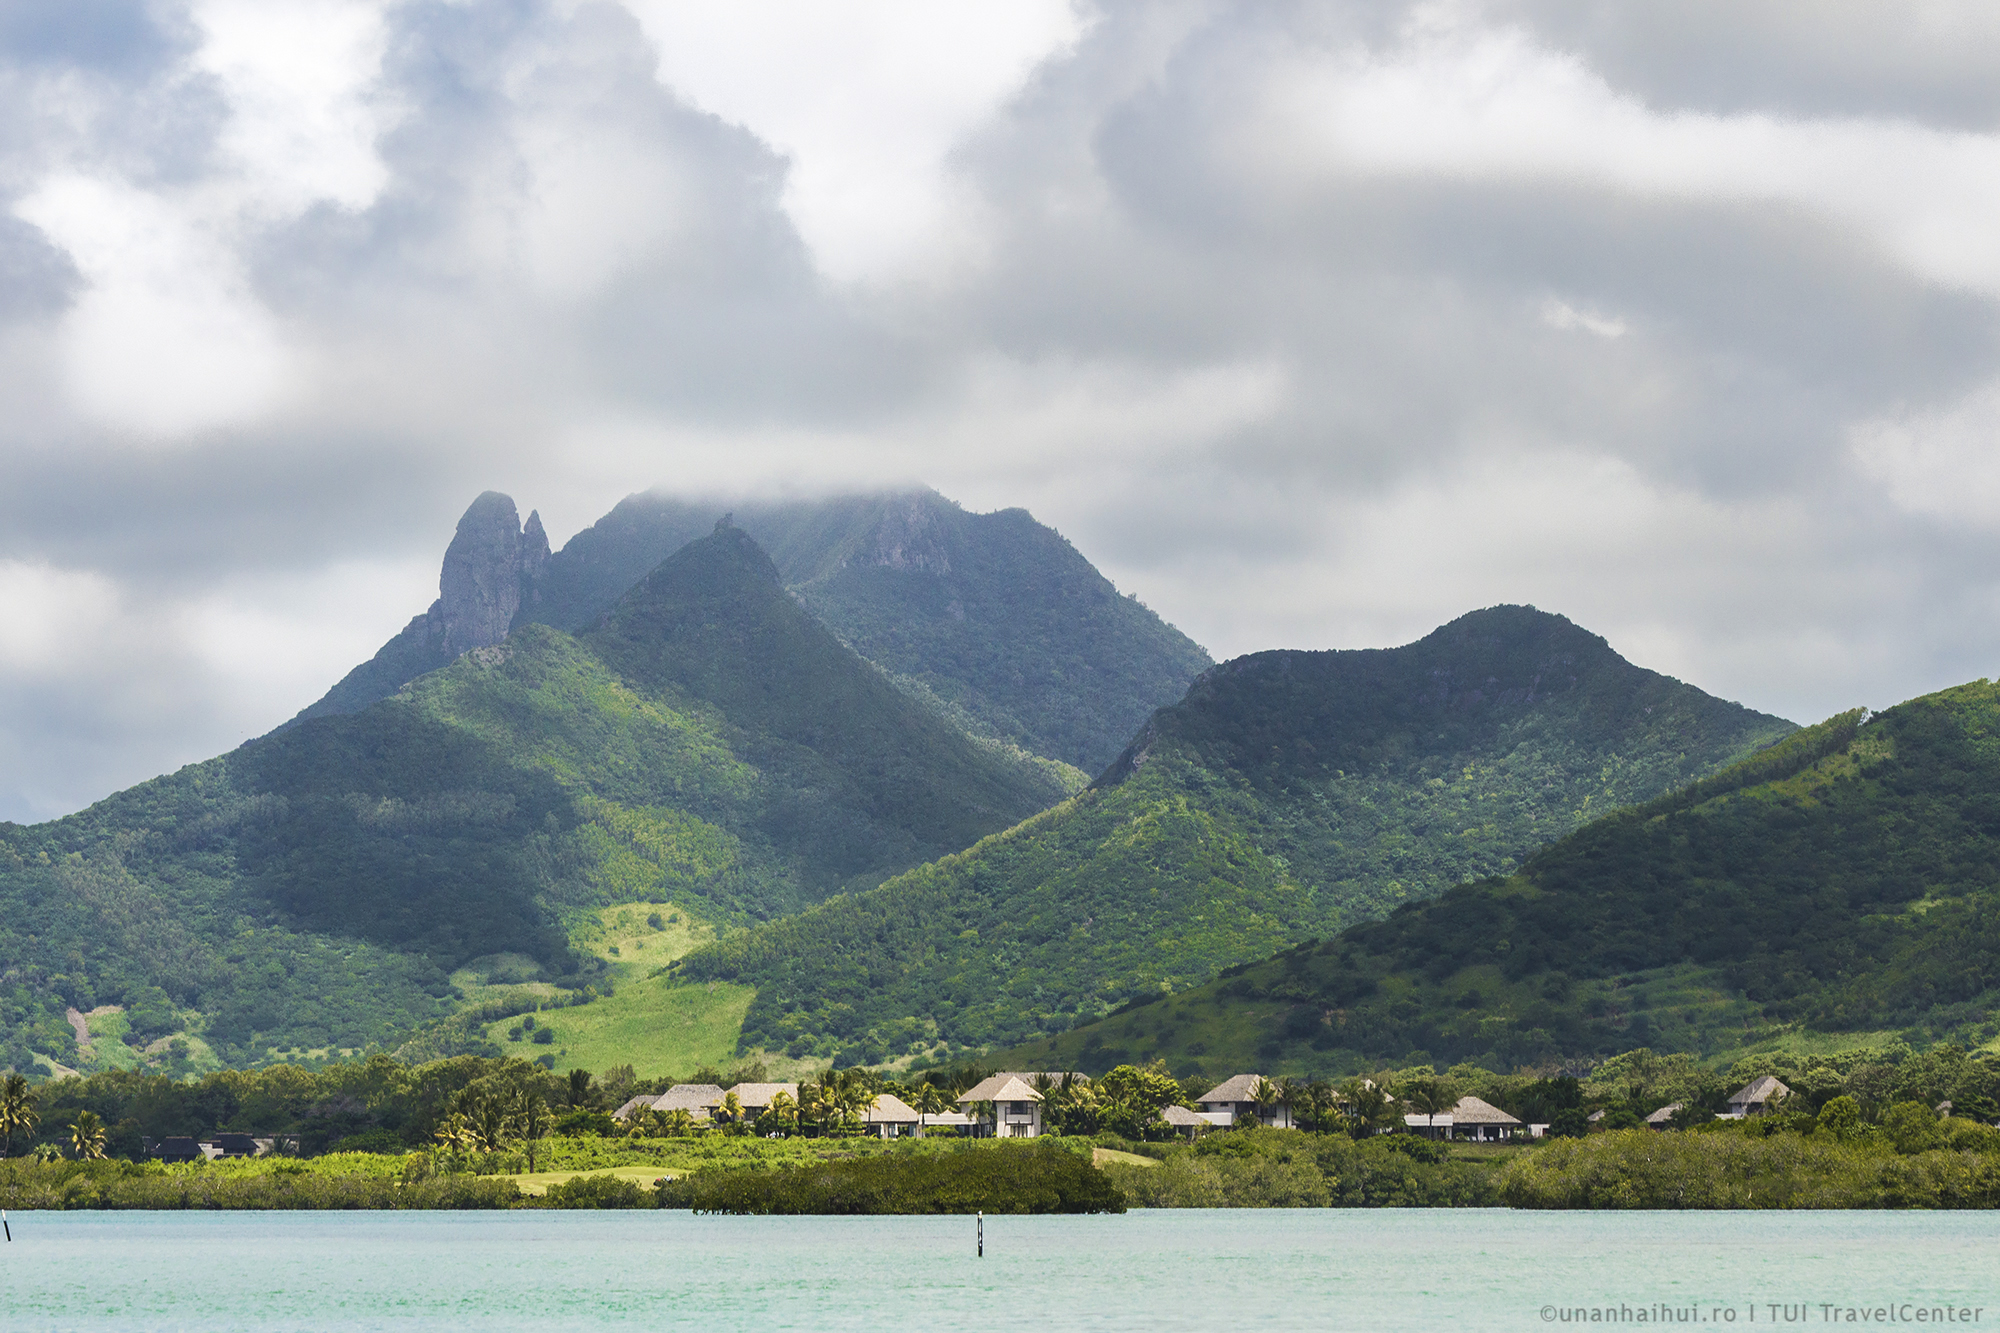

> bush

[
  {"left": 553, "top": 1110, "right": 616, "bottom": 1138},
  {"left": 657, "top": 1142, "right": 1123, "bottom": 1215},
  {"left": 540, "top": 1173, "right": 650, "bottom": 1209},
  {"left": 532, "top": 1029, "right": 555, "bottom": 1045},
  {"left": 327, "top": 1129, "right": 405, "bottom": 1155},
  {"left": 1381, "top": 1134, "right": 1449, "bottom": 1164}
]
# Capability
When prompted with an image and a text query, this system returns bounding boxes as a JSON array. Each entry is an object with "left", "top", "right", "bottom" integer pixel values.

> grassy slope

[
  {"left": 1003, "top": 680, "right": 2000, "bottom": 1080},
  {"left": 0, "top": 530, "right": 1071, "bottom": 1073},
  {"left": 675, "top": 606, "right": 1792, "bottom": 1065}
]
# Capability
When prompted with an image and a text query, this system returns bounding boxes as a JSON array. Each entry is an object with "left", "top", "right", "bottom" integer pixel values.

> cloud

[
  {"left": 6, "top": 0, "right": 2000, "bottom": 818},
  {"left": 618, "top": 0, "right": 1088, "bottom": 282}
]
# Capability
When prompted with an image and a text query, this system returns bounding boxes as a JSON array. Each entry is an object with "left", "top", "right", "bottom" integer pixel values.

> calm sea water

[{"left": 0, "top": 1209, "right": 1993, "bottom": 1332}]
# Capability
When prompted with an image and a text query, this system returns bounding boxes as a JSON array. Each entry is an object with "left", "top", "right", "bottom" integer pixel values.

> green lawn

[
  {"left": 487, "top": 973, "right": 757, "bottom": 1078},
  {"left": 506, "top": 1165, "right": 676, "bottom": 1195}
]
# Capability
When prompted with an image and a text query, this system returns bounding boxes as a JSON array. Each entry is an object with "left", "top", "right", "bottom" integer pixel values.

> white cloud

[
  {"left": 16, "top": 174, "right": 297, "bottom": 437},
  {"left": 1851, "top": 382, "right": 2000, "bottom": 527},
  {"left": 619, "top": 0, "right": 1087, "bottom": 282},
  {"left": 1255, "top": 18, "right": 2000, "bottom": 295},
  {"left": 0, "top": 561, "right": 122, "bottom": 673},
  {"left": 1540, "top": 297, "right": 1626, "bottom": 339}
]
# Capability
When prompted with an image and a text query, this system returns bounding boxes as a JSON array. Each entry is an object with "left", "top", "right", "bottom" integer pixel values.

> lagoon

[{"left": 0, "top": 1210, "right": 1994, "bottom": 1332}]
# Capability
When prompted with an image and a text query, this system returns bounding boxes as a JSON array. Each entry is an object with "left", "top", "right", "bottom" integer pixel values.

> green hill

[
  {"left": 302, "top": 488, "right": 1212, "bottom": 775},
  {"left": 0, "top": 527, "right": 1071, "bottom": 1075},
  {"left": 1001, "top": 677, "right": 2000, "bottom": 1081},
  {"left": 671, "top": 606, "right": 1792, "bottom": 1064}
]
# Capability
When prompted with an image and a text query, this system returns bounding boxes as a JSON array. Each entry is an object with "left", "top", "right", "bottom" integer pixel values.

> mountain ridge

[{"left": 671, "top": 605, "right": 1793, "bottom": 1065}]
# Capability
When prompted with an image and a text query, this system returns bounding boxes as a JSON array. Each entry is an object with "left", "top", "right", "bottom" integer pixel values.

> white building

[
  {"left": 1195, "top": 1075, "right": 1294, "bottom": 1128},
  {"left": 957, "top": 1073, "right": 1055, "bottom": 1138}
]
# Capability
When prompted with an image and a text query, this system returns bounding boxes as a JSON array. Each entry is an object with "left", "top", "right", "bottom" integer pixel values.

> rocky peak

[
  {"left": 868, "top": 494, "right": 952, "bottom": 575},
  {"left": 438, "top": 492, "right": 547, "bottom": 657}
]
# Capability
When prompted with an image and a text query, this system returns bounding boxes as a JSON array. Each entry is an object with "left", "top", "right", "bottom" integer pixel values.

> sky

[{"left": 6, "top": 0, "right": 2000, "bottom": 822}]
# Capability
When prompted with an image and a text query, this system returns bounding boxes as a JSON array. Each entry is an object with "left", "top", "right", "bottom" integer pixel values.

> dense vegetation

[
  {"left": 1006, "top": 679, "right": 2000, "bottom": 1076},
  {"left": 311, "top": 487, "right": 1211, "bottom": 776},
  {"left": 0, "top": 528, "right": 1068, "bottom": 1070},
  {"left": 657, "top": 1140, "right": 1123, "bottom": 1214},
  {"left": 676, "top": 607, "right": 1791, "bottom": 1064}
]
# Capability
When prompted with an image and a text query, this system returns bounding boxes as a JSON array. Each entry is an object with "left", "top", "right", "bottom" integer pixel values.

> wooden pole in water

[
  {"left": 977, "top": 1211, "right": 983, "bottom": 1257},
  {"left": 3, "top": 1207, "right": 11, "bottom": 1242}
]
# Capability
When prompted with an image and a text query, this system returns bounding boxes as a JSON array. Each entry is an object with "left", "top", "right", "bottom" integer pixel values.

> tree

[
  {"left": 911, "top": 1083, "right": 951, "bottom": 1118},
  {"left": 1816, "top": 1095, "right": 1863, "bottom": 1140},
  {"left": 0, "top": 1073, "right": 38, "bottom": 1157},
  {"left": 761, "top": 1089, "right": 798, "bottom": 1136},
  {"left": 1249, "top": 1078, "right": 1282, "bottom": 1128},
  {"left": 515, "top": 1091, "right": 553, "bottom": 1172},
  {"left": 661, "top": 1108, "right": 694, "bottom": 1137},
  {"left": 69, "top": 1109, "right": 107, "bottom": 1161},
  {"left": 1396, "top": 1077, "right": 1455, "bottom": 1138},
  {"left": 565, "top": 1069, "right": 598, "bottom": 1111},
  {"left": 1341, "top": 1078, "right": 1398, "bottom": 1138}
]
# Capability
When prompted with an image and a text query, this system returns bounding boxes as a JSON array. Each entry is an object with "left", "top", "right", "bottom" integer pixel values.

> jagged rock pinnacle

[{"left": 437, "top": 492, "right": 547, "bottom": 657}]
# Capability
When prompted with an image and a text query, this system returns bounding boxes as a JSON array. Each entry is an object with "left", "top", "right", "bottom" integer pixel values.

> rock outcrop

[{"left": 438, "top": 492, "right": 549, "bottom": 656}]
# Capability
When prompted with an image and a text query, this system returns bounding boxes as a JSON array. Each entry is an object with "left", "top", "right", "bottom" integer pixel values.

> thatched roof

[
  {"left": 612, "top": 1095, "right": 655, "bottom": 1121},
  {"left": 1161, "top": 1105, "right": 1207, "bottom": 1128},
  {"left": 654, "top": 1084, "right": 725, "bottom": 1117},
  {"left": 863, "top": 1093, "right": 920, "bottom": 1124},
  {"left": 957, "top": 1073, "right": 1059, "bottom": 1103},
  {"left": 1449, "top": 1095, "right": 1520, "bottom": 1125},
  {"left": 1729, "top": 1076, "right": 1790, "bottom": 1107},
  {"left": 1199, "top": 1075, "right": 1271, "bottom": 1104},
  {"left": 1645, "top": 1103, "right": 1684, "bottom": 1125},
  {"left": 726, "top": 1082, "right": 799, "bottom": 1110}
]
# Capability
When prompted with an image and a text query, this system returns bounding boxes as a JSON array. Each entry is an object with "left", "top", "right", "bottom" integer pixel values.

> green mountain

[
  {"left": 300, "top": 488, "right": 1212, "bottom": 775},
  {"left": 1001, "top": 676, "right": 2000, "bottom": 1080},
  {"left": 0, "top": 527, "right": 1071, "bottom": 1075},
  {"left": 671, "top": 606, "right": 1793, "bottom": 1064}
]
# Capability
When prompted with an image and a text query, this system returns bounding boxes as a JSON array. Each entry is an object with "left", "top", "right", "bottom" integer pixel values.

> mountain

[
  {"left": 0, "top": 526, "right": 1071, "bottom": 1075},
  {"left": 670, "top": 606, "right": 1793, "bottom": 1064},
  {"left": 1000, "top": 676, "right": 2000, "bottom": 1080},
  {"left": 296, "top": 488, "right": 1212, "bottom": 775},
  {"left": 293, "top": 492, "right": 551, "bottom": 722}
]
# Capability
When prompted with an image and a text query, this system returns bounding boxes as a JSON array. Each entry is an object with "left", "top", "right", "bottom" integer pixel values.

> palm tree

[
  {"left": 1397, "top": 1077, "right": 1455, "bottom": 1139},
  {"left": 1250, "top": 1077, "right": 1282, "bottom": 1128},
  {"left": 69, "top": 1109, "right": 107, "bottom": 1161},
  {"left": 912, "top": 1082, "right": 951, "bottom": 1118},
  {"left": 660, "top": 1108, "right": 694, "bottom": 1137},
  {"left": 719, "top": 1089, "right": 744, "bottom": 1127},
  {"left": 765, "top": 1089, "right": 798, "bottom": 1135},
  {"left": 515, "top": 1091, "right": 553, "bottom": 1172},
  {"left": 1342, "top": 1078, "right": 1397, "bottom": 1137},
  {"left": 0, "top": 1073, "right": 38, "bottom": 1157}
]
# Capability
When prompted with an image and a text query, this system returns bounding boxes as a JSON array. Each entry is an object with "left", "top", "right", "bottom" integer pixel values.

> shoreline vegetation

[{"left": 5, "top": 1042, "right": 2000, "bottom": 1212}]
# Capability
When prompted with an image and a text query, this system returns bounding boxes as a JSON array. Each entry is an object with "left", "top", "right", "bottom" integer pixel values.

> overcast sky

[{"left": 6, "top": 0, "right": 2000, "bottom": 821}]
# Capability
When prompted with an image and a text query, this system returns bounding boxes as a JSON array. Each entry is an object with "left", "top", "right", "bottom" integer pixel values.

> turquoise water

[{"left": 0, "top": 1210, "right": 1994, "bottom": 1332}]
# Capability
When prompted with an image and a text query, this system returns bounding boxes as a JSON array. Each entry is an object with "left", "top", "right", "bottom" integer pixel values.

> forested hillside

[
  {"left": 1002, "top": 678, "right": 2000, "bottom": 1079},
  {"left": 298, "top": 487, "right": 1211, "bottom": 775},
  {"left": 673, "top": 607, "right": 1792, "bottom": 1065},
  {"left": 0, "top": 528, "right": 1070, "bottom": 1075}
]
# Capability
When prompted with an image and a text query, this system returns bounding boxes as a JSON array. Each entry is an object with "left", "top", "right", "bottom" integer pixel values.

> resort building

[
  {"left": 1727, "top": 1076, "right": 1790, "bottom": 1117},
  {"left": 726, "top": 1083, "right": 800, "bottom": 1121},
  {"left": 861, "top": 1093, "right": 922, "bottom": 1138},
  {"left": 1195, "top": 1075, "right": 1294, "bottom": 1128},
  {"left": 1403, "top": 1095, "right": 1523, "bottom": 1142},
  {"left": 613, "top": 1083, "right": 726, "bottom": 1123},
  {"left": 957, "top": 1073, "right": 1058, "bottom": 1138}
]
